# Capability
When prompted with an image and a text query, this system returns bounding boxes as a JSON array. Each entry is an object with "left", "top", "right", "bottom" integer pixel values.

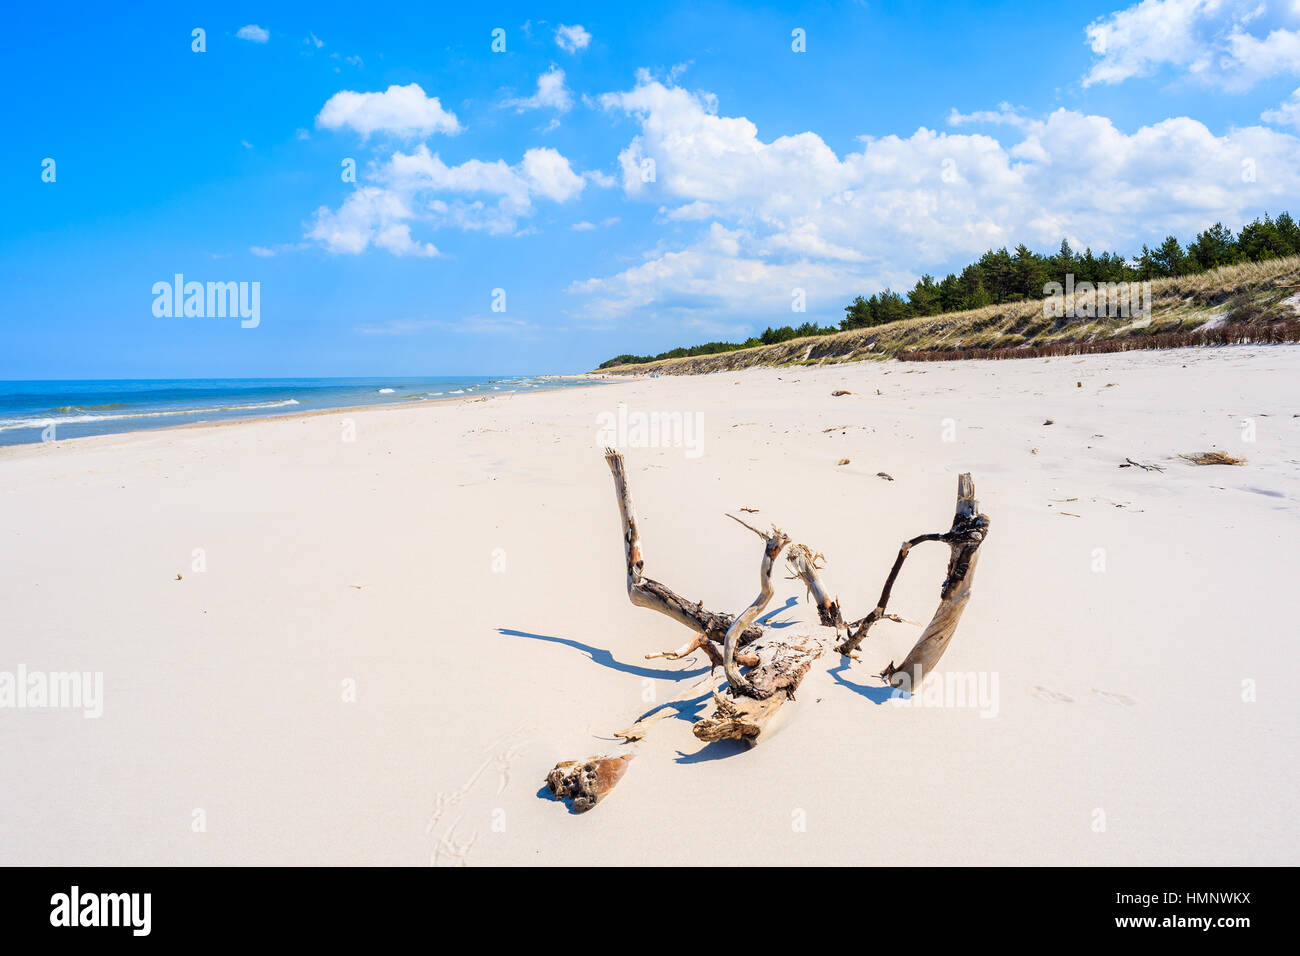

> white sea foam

[{"left": 0, "top": 399, "right": 300, "bottom": 432}]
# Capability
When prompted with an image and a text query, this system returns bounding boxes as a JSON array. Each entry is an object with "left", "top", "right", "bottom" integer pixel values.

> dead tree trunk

[
  {"left": 836, "top": 474, "right": 989, "bottom": 690},
  {"left": 605, "top": 448, "right": 763, "bottom": 662}
]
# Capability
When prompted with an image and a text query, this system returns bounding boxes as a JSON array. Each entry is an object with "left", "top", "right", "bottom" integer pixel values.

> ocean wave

[
  {"left": 377, "top": 388, "right": 396, "bottom": 394},
  {"left": 0, "top": 399, "right": 300, "bottom": 432}
]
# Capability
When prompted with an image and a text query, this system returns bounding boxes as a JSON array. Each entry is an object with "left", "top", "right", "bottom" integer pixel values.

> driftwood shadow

[
  {"left": 675, "top": 737, "right": 750, "bottom": 764},
  {"left": 756, "top": 595, "right": 800, "bottom": 628},
  {"left": 497, "top": 628, "right": 709, "bottom": 680},
  {"left": 828, "top": 661, "right": 902, "bottom": 705}
]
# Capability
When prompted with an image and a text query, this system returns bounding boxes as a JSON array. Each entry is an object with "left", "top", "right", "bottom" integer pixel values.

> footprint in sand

[
  {"left": 1032, "top": 685, "right": 1075, "bottom": 703},
  {"left": 426, "top": 726, "right": 532, "bottom": 866},
  {"left": 432, "top": 819, "right": 478, "bottom": 867},
  {"left": 492, "top": 745, "right": 525, "bottom": 795},
  {"left": 1091, "top": 688, "right": 1136, "bottom": 706}
]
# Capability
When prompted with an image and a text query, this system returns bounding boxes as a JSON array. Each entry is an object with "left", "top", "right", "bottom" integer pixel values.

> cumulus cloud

[
  {"left": 307, "top": 145, "right": 587, "bottom": 252},
  {"left": 572, "top": 73, "right": 1300, "bottom": 321},
  {"left": 236, "top": 24, "right": 269, "bottom": 43},
  {"left": 307, "top": 186, "right": 439, "bottom": 257},
  {"left": 504, "top": 66, "right": 573, "bottom": 113},
  {"left": 1262, "top": 86, "right": 1300, "bottom": 126},
  {"left": 316, "top": 84, "right": 461, "bottom": 139},
  {"left": 1083, "top": 0, "right": 1300, "bottom": 90},
  {"left": 555, "top": 24, "right": 591, "bottom": 52}
]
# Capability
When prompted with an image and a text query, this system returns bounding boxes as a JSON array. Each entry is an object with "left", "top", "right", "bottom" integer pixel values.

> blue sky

[{"left": 3, "top": 0, "right": 1300, "bottom": 377}]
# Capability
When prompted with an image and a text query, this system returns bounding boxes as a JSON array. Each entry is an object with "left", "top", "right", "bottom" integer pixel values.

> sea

[{"left": 0, "top": 376, "right": 599, "bottom": 446}]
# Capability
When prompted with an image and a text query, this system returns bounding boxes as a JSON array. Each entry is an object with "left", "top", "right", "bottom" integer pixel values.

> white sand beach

[{"left": 2, "top": 345, "right": 1297, "bottom": 866}]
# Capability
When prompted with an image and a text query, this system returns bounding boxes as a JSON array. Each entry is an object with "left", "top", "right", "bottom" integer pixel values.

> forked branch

[
  {"left": 837, "top": 474, "right": 989, "bottom": 689},
  {"left": 721, "top": 516, "right": 790, "bottom": 697},
  {"left": 604, "top": 448, "right": 763, "bottom": 654}
]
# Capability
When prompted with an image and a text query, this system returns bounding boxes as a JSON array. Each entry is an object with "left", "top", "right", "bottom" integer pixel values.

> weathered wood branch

[
  {"left": 834, "top": 532, "right": 947, "bottom": 657},
  {"left": 720, "top": 516, "right": 790, "bottom": 698},
  {"left": 786, "top": 544, "right": 844, "bottom": 629},
  {"left": 836, "top": 474, "right": 989, "bottom": 691},
  {"left": 693, "top": 632, "right": 828, "bottom": 742},
  {"left": 693, "top": 520, "right": 827, "bottom": 745},
  {"left": 605, "top": 448, "right": 764, "bottom": 653},
  {"left": 614, "top": 672, "right": 722, "bottom": 741}
]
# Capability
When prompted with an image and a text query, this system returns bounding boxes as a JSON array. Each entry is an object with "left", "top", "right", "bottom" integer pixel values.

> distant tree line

[{"left": 597, "top": 213, "right": 1299, "bottom": 368}]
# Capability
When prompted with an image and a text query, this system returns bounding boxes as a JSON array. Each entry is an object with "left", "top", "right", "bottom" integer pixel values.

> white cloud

[
  {"left": 947, "top": 103, "right": 1032, "bottom": 129},
  {"left": 1083, "top": 0, "right": 1300, "bottom": 90},
  {"left": 316, "top": 84, "right": 461, "bottom": 139},
  {"left": 571, "top": 217, "right": 620, "bottom": 231},
  {"left": 555, "top": 24, "right": 591, "bottom": 53},
  {"left": 1262, "top": 86, "right": 1300, "bottom": 126},
  {"left": 236, "top": 24, "right": 269, "bottom": 43},
  {"left": 520, "top": 147, "right": 585, "bottom": 200},
  {"left": 307, "top": 186, "right": 440, "bottom": 257},
  {"left": 307, "top": 145, "right": 587, "bottom": 252},
  {"left": 250, "top": 246, "right": 275, "bottom": 257},
  {"left": 504, "top": 66, "right": 573, "bottom": 113},
  {"left": 306, "top": 32, "right": 324, "bottom": 48},
  {"left": 573, "top": 73, "right": 1300, "bottom": 321}
]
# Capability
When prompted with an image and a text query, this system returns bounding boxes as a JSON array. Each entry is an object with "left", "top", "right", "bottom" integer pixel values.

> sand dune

[{"left": 1, "top": 345, "right": 1297, "bottom": 865}]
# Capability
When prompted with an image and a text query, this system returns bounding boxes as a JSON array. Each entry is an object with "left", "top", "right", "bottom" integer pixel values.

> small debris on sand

[
  {"left": 831, "top": 390, "right": 851, "bottom": 396},
  {"left": 876, "top": 472, "right": 894, "bottom": 481},
  {"left": 1180, "top": 451, "right": 1247, "bottom": 466},
  {"left": 546, "top": 755, "right": 633, "bottom": 813},
  {"left": 740, "top": 507, "right": 759, "bottom": 513},
  {"left": 1121, "top": 457, "right": 1164, "bottom": 472},
  {"left": 837, "top": 458, "right": 851, "bottom": 466},
  {"left": 1043, "top": 419, "right": 1055, "bottom": 425}
]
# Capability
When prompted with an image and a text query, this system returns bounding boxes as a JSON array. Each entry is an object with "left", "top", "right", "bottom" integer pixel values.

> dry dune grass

[{"left": 603, "top": 256, "right": 1300, "bottom": 374}]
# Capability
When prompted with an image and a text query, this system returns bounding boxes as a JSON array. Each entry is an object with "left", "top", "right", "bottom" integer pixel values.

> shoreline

[{"left": 0, "top": 377, "right": 619, "bottom": 456}]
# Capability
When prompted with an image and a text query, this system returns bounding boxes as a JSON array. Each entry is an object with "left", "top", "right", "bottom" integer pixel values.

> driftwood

[
  {"left": 692, "top": 692, "right": 789, "bottom": 743},
  {"left": 693, "top": 517, "right": 828, "bottom": 744},
  {"left": 786, "top": 544, "right": 844, "bottom": 628},
  {"left": 836, "top": 474, "right": 989, "bottom": 692},
  {"left": 605, "top": 448, "right": 763, "bottom": 663},
  {"left": 614, "top": 672, "right": 722, "bottom": 742},
  {"left": 719, "top": 514, "right": 790, "bottom": 697},
  {"left": 546, "top": 755, "right": 634, "bottom": 813},
  {"left": 548, "top": 456, "right": 991, "bottom": 810}
]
